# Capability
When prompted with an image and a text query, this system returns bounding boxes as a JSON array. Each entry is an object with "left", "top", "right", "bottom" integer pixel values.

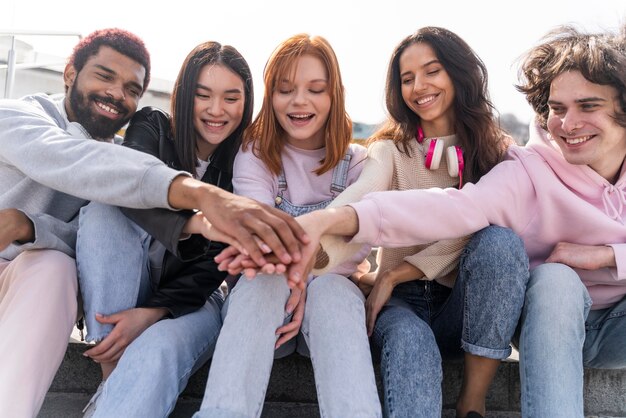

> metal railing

[{"left": 0, "top": 30, "right": 81, "bottom": 98}]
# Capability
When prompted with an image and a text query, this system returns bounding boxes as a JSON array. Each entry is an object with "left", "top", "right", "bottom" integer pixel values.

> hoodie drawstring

[{"left": 602, "top": 184, "right": 626, "bottom": 223}]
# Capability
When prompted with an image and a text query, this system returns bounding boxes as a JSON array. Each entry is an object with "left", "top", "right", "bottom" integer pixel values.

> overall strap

[{"left": 330, "top": 152, "right": 353, "bottom": 195}]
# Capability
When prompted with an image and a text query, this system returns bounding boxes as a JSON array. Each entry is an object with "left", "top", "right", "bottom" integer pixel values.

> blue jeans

[
  {"left": 77, "top": 202, "right": 224, "bottom": 417},
  {"left": 195, "top": 273, "right": 382, "bottom": 418},
  {"left": 371, "top": 226, "right": 529, "bottom": 418},
  {"left": 514, "top": 262, "right": 626, "bottom": 418}
]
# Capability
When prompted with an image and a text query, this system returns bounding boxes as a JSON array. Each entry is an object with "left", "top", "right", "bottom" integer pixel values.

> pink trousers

[{"left": 0, "top": 250, "right": 77, "bottom": 417}]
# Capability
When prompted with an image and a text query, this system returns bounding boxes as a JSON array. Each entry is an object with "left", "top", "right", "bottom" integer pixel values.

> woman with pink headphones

[{"left": 318, "top": 27, "right": 528, "bottom": 418}]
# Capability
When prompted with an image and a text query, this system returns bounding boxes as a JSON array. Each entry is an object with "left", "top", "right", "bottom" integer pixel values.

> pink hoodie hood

[{"left": 525, "top": 120, "right": 626, "bottom": 223}]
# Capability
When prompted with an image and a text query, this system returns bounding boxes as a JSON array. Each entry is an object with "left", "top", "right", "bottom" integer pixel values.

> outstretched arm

[{"left": 167, "top": 175, "right": 308, "bottom": 269}]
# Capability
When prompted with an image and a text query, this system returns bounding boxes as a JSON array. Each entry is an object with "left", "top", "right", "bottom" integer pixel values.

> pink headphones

[{"left": 416, "top": 125, "right": 464, "bottom": 188}]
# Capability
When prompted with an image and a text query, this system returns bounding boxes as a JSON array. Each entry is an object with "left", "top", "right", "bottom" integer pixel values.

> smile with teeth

[
  {"left": 205, "top": 121, "right": 227, "bottom": 127},
  {"left": 563, "top": 135, "right": 593, "bottom": 145},
  {"left": 288, "top": 113, "right": 314, "bottom": 121},
  {"left": 96, "top": 101, "right": 120, "bottom": 115},
  {"left": 416, "top": 94, "right": 437, "bottom": 105}
]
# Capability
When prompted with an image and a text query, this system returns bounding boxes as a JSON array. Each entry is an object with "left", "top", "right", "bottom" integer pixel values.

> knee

[
  {"left": 78, "top": 203, "right": 139, "bottom": 240},
  {"left": 526, "top": 263, "right": 590, "bottom": 315},
  {"left": 307, "top": 274, "right": 362, "bottom": 306},
  {"left": 375, "top": 310, "right": 434, "bottom": 350},
  {"left": 228, "top": 274, "right": 290, "bottom": 310},
  {"left": 462, "top": 226, "right": 529, "bottom": 285}
]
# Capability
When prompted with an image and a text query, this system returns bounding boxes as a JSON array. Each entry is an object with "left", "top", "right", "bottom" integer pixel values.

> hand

[
  {"left": 215, "top": 247, "right": 287, "bottom": 278},
  {"left": 365, "top": 272, "right": 395, "bottom": 336},
  {"left": 287, "top": 207, "right": 360, "bottom": 288},
  {"left": 182, "top": 212, "right": 247, "bottom": 255},
  {"left": 168, "top": 177, "right": 309, "bottom": 268},
  {"left": 275, "top": 287, "right": 306, "bottom": 349},
  {"left": 0, "top": 209, "right": 34, "bottom": 251},
  {"left": 83, "top": 307, "right": 167, "bottom": 363},
  {"left": 546, "top": 242, "right": 616, "bottom": 270},
  {"left": 356, "top": 271, "right": 377, "bottom": 296}
]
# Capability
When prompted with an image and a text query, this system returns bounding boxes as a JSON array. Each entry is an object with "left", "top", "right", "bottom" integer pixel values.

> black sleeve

[
  {"left": 118, "top": 107, "right": 197, "bottom": 258},
  {"left": 140, "top": 244, "right": 227, "bottom": 317}
]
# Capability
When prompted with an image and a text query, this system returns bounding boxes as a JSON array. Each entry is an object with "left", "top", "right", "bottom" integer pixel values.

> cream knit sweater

[{"left": 316, "top": 136, "right": 470, "bottom": 288}]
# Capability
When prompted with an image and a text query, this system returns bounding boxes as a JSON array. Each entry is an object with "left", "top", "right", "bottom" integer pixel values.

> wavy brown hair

[
  {"left": 517, "top": 24, "right": 626, "bottom": 130},
  {"left": 371, "top": 27, "right": 508, "bottom": 183},
  {"left": 243, "top": 34, "right": 352, "bottom": 176}
]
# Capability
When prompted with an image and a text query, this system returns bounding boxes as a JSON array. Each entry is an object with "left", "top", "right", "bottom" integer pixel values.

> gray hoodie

[{"left": 0, "top": 94, "right": 186, "bottom": 260}]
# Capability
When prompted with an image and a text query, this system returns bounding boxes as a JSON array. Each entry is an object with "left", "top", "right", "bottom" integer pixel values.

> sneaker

[{"left": 82, "top": 381, "right": 105, "bottom": 418}]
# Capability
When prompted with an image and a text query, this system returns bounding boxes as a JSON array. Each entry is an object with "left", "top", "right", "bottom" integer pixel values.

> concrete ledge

[{"left": 45, "top": 341, "right": 626, "bottom": 417}]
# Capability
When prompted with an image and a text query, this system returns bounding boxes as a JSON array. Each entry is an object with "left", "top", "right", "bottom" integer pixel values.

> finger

[
  {"left": 366, "top": 303, "right": 382, "bottom": 337},
  {"left": 254, "top": 235, "right": 272, "bottom": 254},
  {"left": 243, "top": 268, "right": 258, "bottom": 279},
  {"left": 260, "top": 264, "right": 276, "bottom": 275},
  {"left": 276, "top": 320, "right": 300, "bottom": 335},
  {"left": 227, "top": 254, "right": 250, "bottom": 270},
  {"left": 275, "top": 329, "right": 299, "bottom": 349},
  {"left": 246, "top": 206, "right": 309, "bottom": 264},
  {"left": 286, "top": 242, "right": 318, "bottom": 288},
  {"left": 218, "top": 258, "right": 236, "bottom": 272},
  {"left": 90, "top": 343, "right": 125, "bottom": 363},
  {"left": 84, "top": 334, "right": 117, "bottom": 357},
  {"left": 218, "top": 235, "right": 248, "bottom": 258},
  {"left": 94, "top": 313, "right": 120, "bottom": 325},
  {"left": 215, "top": 246, "right": 241, "bottom": 263},
  {"left": 231, "top": 223, "right": 267, "bottom": 267},
  {"left": 285, "top": 289, "right": 301, "bottom": 314}
]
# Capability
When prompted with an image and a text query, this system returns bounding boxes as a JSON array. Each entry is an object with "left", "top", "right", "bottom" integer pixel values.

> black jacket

[{"left": 120, "top": 107, "right": 234, "bottom": 317}]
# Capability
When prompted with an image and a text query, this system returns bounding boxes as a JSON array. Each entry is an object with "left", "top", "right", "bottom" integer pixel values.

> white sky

[{"left": 2, "top": 0, "right": 625, "bottom": 125}]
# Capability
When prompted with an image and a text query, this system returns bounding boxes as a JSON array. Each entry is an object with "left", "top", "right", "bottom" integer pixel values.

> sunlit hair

[
  {"left": 170, "top": 41, "right": 254, "bottom": 176},
  {"left": 244, "top": 34, "right": 352, "bottom": 176},
  {"left": 67, "top": 28, "right": 151, "bottom": 94},
  {"left": 517, "top": 24, "right": 626, "bottom": 129},
  {"left": 371, "top": 26, "right": 508, "bottom": 183}
]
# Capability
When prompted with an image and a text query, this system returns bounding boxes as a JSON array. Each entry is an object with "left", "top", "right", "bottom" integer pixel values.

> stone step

[{"left": 41, "top": 340, "right": 626, "bottom": 417}]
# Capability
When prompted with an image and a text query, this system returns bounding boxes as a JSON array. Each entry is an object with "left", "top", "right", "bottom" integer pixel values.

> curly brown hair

[{"left": 516, "top": 24, "right": 626, "bottom": 130}]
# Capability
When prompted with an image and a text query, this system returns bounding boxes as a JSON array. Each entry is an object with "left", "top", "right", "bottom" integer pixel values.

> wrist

[
  {"left": 168, "top": 176, "right": 218, "bottom": 210},
  {"left": 12, "top": 209, "right": 34, "bottom": 243},
  {"left": 141, "top": 307, "right": 168, "bottom": 324}
]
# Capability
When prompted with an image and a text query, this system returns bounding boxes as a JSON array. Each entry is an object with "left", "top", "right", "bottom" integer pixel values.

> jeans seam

[{"left": 381, "top": 334, "right": 394, "bottom": 416}]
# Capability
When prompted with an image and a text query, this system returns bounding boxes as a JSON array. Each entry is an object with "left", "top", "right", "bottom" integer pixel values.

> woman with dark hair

[
  {"left": 76, "top": 41, "right": 254, "bottom": 417},
  {"left": 303, "top": 27, "right": 528, "bottom": 418}
]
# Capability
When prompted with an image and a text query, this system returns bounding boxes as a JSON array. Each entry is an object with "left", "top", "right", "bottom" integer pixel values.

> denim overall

[{"left": 274, "top": 153, "right": 352, "bottom": 216}]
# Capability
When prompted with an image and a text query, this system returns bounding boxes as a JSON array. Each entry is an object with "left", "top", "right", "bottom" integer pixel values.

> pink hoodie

[{"left": 350, "top": 120, "right": 626, "bottom": 309}]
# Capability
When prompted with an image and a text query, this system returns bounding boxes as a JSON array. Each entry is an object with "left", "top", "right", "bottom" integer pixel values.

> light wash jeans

[
  {"left": 514, "top": 262, "right": 626, "bottom": 418},
  {"left": 195, "top": 273, "right": 382, "bottom": 418},
  {"left": 77, "top": 202, "right": 224, "bottom": 417},
  {"left": 371, "top": 226, "right": 529, "bottom": 418}
]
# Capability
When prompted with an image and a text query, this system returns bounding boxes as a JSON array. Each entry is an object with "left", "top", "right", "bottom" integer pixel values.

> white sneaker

[{"left": 82, "top": 381, "right": 105, "bottom": 418}]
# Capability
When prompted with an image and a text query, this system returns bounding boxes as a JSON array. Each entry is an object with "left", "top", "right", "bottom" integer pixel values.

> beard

[{"left": 69, "top": 87, "right": 132, "bottom": 139}]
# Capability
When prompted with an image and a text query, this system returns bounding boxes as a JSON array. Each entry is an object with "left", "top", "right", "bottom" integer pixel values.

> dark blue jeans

[{"left": 371, "top": 226, "right": 529, "bottom": 418}]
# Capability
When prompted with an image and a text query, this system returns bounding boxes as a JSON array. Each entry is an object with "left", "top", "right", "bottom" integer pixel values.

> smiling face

[
  {"left": 193, "top": 64, "right": 245, "bottom": 161},
  {"left": 271, "top": 54, "right": 331, "bottom": 150},
  {"left": 64, "top": 46, "right": 145, "bottom": 139},
  {"left": 399, "top": 42, "right": 455, "bottom": 137},
  {"left": 547, "top": 70, "right": 626, "bottom": 183}
]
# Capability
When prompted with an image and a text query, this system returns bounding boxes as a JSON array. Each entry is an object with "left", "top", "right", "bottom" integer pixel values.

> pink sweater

[
  {"left": 350, "top": 120, "right": 626, "bottom": 309},
  {"left": 234, "top": 141, "right": 370, "bottom": 277}
]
